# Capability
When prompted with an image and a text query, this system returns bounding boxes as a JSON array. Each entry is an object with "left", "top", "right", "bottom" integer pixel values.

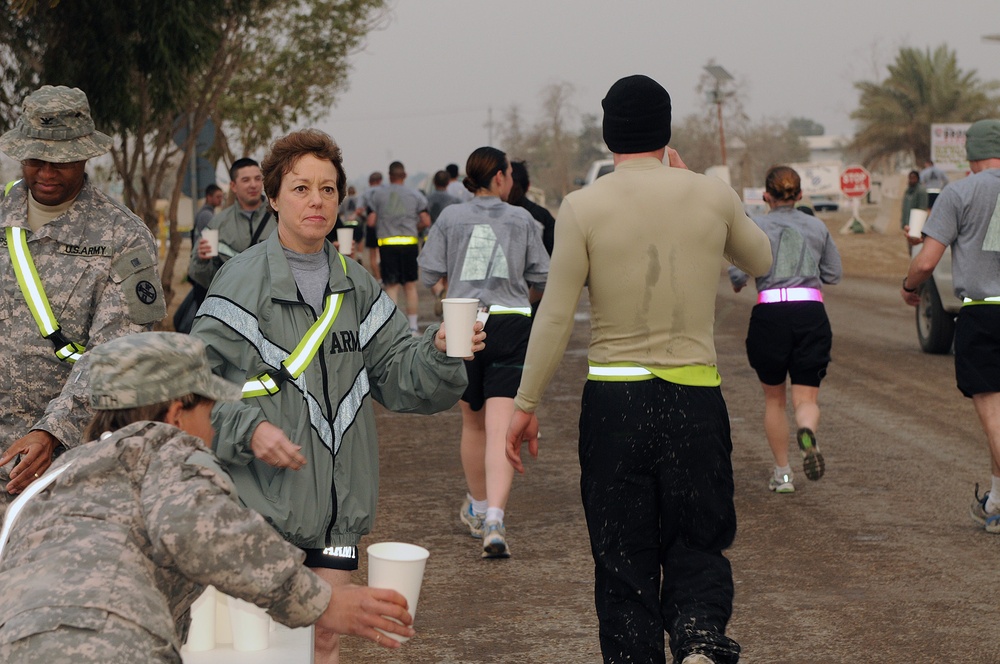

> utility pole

[
  {"left": 704, "top": 64, "right": 734, "bottom": 166},
  {"left": 485, "top": 106, "right": 494, "bottom": 145}
]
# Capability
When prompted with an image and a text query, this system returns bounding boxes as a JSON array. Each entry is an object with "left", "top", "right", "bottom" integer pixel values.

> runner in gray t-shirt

[
  {"left": 367, "top": 162, "right": 430, "bottom": 334},
  {"left": 418, "top": 146, "right": 548, "bottom": 560},
  {"left": 903, "top": 119, "right": 1000, "bottom": 534}
]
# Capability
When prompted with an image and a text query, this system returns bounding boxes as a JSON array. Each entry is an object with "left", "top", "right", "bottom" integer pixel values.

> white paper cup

[
  {"left": 227, "top": 595, "right": 271, "bottom": 652},
  {"left": 908, "top": 209, "right": 928, "bottom": 238},
  {"left": 185, "top": 586, "right": 217, "bottom": 652},
  {"left": 441, "top": 298, "right": 479, "bottom": 357},
  {"left": 215, "top": 591, "right": 232, "bottom": 644},
  {"left": 201, "top": 228, "right": 219, "bottom": 257},
  {"left": 336, "top": 227, "right": 354, "bottom": 256},
  {"left": 367, "top": 542, "right": 430, "bottom": 642}
]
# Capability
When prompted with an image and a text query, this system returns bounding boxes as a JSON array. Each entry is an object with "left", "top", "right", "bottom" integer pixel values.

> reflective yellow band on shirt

[
  {"left": 962, "top": 296, "right": 1000, "bottom": 306},
  {"left": 488, "top": 305, "right": 532, "bottom": 316},
  {"left": 378, "top": 236, "right": 418, "bottom": 246},
  {"left": 4, "top": 179, "right": 20, "bottom": 196},
  {"left": 6, "top": 226, "right": 85, "bottom": 363},
  {"left": 587, "top": 361, "right": 721, "bottom": 386},
  {"left": 242, "top": 254, "right": 348, "bottom": 397}
]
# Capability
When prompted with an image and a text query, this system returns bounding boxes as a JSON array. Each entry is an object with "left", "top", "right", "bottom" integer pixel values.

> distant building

[{"left": 804, "top": 135, "right": 850, "bottom": 165}]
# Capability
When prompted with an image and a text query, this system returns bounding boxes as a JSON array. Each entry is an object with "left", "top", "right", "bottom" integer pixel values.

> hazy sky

[{"left": 311, "top": 0, "right": 999, "bottom": 184}]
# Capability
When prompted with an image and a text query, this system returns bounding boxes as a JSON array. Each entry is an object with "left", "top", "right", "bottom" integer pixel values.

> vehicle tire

[{"left": 916, "top": 276, "right": 956, "bottom": 354}]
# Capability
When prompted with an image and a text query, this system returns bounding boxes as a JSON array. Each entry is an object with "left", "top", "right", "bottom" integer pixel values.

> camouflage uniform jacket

[
  {"left": 0, "top": 421, "right": 330, "bottom": 655},
  {"left": 191, "top": 232, "right": 468, "bottom": 549},
  {"left": 188, "top": 201, "right": 275, "bottom": 289},
  {"left": 0, "top": 178, "right": 165, "bottom": 455}
]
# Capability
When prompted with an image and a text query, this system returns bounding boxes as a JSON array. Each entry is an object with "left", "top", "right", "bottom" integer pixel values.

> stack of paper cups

[
  {"left": 227, "top": 596, "right": 271, "bottom": 652},
  {"left": 185, "top": 586, "right": 217, "bottom": 652},
  {"left": 908, "top": 209, "right": 928, "bottom": 238}
]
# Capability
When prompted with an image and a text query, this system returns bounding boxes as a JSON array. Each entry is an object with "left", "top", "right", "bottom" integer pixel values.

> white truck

[{"left": 913, "top": 247, "right": 962, "bottom": 354}]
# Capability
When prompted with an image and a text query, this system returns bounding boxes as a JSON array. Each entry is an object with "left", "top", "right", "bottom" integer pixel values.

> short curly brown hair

[{"left": 261, "top": 129, "right": 347, "bottom": 213}]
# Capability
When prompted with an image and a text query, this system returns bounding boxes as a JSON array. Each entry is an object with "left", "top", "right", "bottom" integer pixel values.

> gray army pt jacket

[
  {"left": 0, "top": 178, "right": 164, "bottom": 466},
  {"left": 192, "top": 232, "right": 468, "bottom": 550},
  {"left": 0, "top": 421, "right": 330, "bottom": 659},
  {"left": 188, "top": 201, "right": 276, "bottom": 289}
]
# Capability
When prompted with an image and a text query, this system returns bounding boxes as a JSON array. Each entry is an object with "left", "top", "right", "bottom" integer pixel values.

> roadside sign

[
  {"left": 931, "top": 123, "right": 970, "bottom": 173},
  {"left": 840, "top": 165, "right": 871, "bottom": 199},
  {"left": 793, "top": 162, "right": 841, "bottom": 196}
]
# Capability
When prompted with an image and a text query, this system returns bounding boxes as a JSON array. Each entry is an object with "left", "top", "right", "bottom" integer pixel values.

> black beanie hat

[{"left": 602, "top": 74, "right": 672, "bottom": 154}]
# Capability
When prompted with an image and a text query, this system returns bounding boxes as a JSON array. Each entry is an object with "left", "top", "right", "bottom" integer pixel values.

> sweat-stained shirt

[{"left": 514, "top": 157, "right": 773, "bottom": 413}]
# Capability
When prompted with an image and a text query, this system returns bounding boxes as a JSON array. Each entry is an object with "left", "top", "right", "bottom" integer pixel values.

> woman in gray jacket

[{"left": 191, "top": 129, "right": 484, "bottom": 663}]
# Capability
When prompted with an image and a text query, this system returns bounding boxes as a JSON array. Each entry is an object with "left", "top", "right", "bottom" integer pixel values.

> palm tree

[{"left": 849, "top": 45, "right": 1000, "bottom": 168}]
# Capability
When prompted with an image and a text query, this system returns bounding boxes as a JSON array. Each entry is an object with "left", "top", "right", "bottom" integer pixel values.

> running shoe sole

[
  {"left": 797, "top": 428, "right": 825, "bottom": 481},
  {"left": 481, "top": 521, "right": 511, "bottom": 558}
]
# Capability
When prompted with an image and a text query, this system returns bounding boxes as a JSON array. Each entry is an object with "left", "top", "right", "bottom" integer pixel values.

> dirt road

[
  {"left": 165, "top": 217, "right": 995, "bottom": 662},
  {"left": 341, "top": 248, "right": 999, "bottom": 662}
]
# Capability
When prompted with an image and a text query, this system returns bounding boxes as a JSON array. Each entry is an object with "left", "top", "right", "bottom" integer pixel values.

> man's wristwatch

[{"left": 902, "top": 278, "right": 917, "bottom": 293}]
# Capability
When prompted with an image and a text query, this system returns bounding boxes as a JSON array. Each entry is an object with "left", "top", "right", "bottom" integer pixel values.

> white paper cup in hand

[
  {"left": 441, "top": 298, "right": 479, "bottom": 357},
  {"left": 367, "top": 542, "right": 430, "bottom": 643},
  {"left": 201, "top": 228, "right": 219, "bottom": 257},
  {"left": 336, "top": 227, "right": 354, "bottom": 256},
  {"left": 908, "top": 209, "right": 928, "bottom": 238}
]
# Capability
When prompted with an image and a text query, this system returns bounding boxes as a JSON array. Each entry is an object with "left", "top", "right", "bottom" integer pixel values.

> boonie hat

[
  {"left": 965, "top": 119, "right": 1000, "bottom": 162},
  {"left": 89, "top": 332, "right": 243, "bottom": 410},
  {"left": 0, "top": 85, "right": 112, "bottom": 163}
]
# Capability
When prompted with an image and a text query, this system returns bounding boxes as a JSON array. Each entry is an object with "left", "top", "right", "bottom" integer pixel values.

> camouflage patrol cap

[
  {"left": 89, "top": 332, "right": 243, "bottom": 410},
  {"left": 0, "top": 85, "right": 112, "bottom": 163}
]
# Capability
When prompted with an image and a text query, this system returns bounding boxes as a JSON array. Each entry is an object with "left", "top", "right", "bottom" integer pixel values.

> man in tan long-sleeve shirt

[{"left": 506, "top": 75, "right": 771, "bottom": 664}]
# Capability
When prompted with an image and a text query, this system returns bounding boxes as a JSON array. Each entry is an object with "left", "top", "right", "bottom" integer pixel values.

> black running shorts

[
  {"left": 378, "top": 244, "right": 419, "bottom": 285},
  {"left": 955, "top": 304, "right": 1000, "bottom": 397},
  {"left": 461, "top": 314, "right": 531, "bottom": 411},
  {"left": 745, "top": 301, "right": 832, "bottom": 387}
]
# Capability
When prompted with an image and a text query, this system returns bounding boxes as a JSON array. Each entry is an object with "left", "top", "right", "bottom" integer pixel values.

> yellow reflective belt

[
  {"left": 378, "top": 235, "right": 418, "bottom": 246},
  {"left": 962, "top": 296, "right": 1000, "bottom": 306},
  {"left": 4, "top": 179, "right": 20, "bottom": 197},
  {"left": 587, "top": 361, "right": 722, "bottom": 386},
  {"left": 488, "top": 305, "right": 532, "bottom": 316},
  {"left": 5, "top": 227, "right": 85, "bottom": 363},
  {"left": 242, "top": 254, "right": 348, "bottom": 397}
]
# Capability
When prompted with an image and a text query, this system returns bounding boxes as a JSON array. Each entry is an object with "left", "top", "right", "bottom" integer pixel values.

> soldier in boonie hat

[
  {"left": 0, "top": 85, "right": 112, "bottom": 163},
  {"left": 89, "top": 332, "right": 242, "bottom": 410},
  {"left": 0, "top": 85, "right": 167, "bottom": 507}
]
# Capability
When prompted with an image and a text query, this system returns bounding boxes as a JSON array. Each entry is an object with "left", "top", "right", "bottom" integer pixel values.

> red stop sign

[{"left": 840, "top": 165, "right": 871, "bottom": 198}]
